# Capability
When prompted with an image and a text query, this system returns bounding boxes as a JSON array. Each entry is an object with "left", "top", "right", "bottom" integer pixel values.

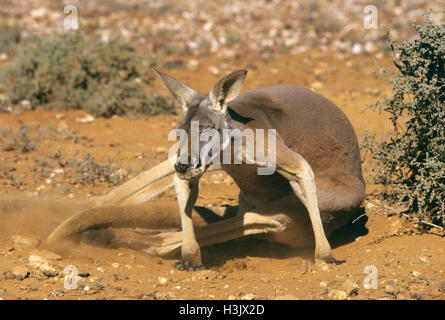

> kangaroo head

[{"left": 153, "top": 69, "right": 248, "bottom": 180}]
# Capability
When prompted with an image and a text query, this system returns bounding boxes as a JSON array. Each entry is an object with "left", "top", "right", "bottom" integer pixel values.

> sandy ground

[{"left": 0, "top": 51, "right": 444, "bottom": 300}]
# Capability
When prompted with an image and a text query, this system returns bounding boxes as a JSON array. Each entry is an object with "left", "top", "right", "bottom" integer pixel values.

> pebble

[
  {"left": 384, "top": 282, "right": 399, "bottom": 296},
  {"left": 208, "top": 66, "right": 220, "bottom": 75},
  {"left": 40, "top": 263, "right": 58, "bottom": 277},
  {"left": 76, "top": 114, "right": 95, "bottom": 123},
  {"left": 328, "top": 290, "right": 347, "bottom": 300},
  {"left": 319, "top": 281, "right": 328, "bottom": 288},
  {"left": 311, "top": 81, "right": 323, "bottom": 90},
  {"left": 29, "top": 250, "right": 62, "bottom": 262},
  {"left": 412, "top": 271, "right": 421, "bottom": 277},
  {"left": 187, "top": 60, "right": 200, "bottom": 70},
  {"left": 240, "top": 293, "right": 255, "bottom": 300},
  {"left": 78, "top": 272, "right": 90, "bottom": 278},
  {"left": 28, "top": 255, "right": 46, "bottom": 268},
  {"left": 12, "top": 266, "right": 30, "bottom": 280},
  {"left": 112, "top": 262, "right": 120, "bottom": 269},
  {"left": 343, "top": 279, "right": 359, "bottom": 296},
  {"left": 158, "top": 277, "right": 168, "bottom": 286},
  {"left": 351, "top": 43, "right": 362, "bottom": 55}
]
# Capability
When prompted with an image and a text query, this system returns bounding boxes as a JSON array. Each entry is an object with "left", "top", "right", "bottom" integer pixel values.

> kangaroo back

[{"left": 228, "top": 84, "right": 364, "bottom": 181}]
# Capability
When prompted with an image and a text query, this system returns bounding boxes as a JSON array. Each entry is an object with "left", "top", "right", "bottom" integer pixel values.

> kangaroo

[{"left": 46, "top": 69, "right": 365, "bottom": 270}]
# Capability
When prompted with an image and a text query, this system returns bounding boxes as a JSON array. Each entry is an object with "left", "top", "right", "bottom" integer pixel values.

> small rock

[
  {"left": 351, "top": 43, "right": 362, "bottom": 55},
  {"left": 311, "top": 81, "right": 323, "bottom": 90},
  {"left": 155, "top": 147, "right": 166, "bottom": 154},
  {"left": 328, "top": 290, "right": 347, "bottom": 300},
  {"left": 343, "top": 279, "right": 359, "bottom": 296},
  {"left": 20, "top": 100, "right": 32, "bottom": 110},
  {"left": 29, "top": 250, "right": 62, "bottom": 262},
  {"left": 365, "top": 202, "right": 375, "bottom": 209},
  {"left": 240, "top": 293, "right": 255, "bottom": 300},
  {"left": 76, "top": 114, "right": 95, "bottom": 123},
  {"left": 364, "top": 42, "right": 377, "bottom": 54},
  {"left": 412, "top": 271, "right": 422, "bottom": 277},
  {"left": 385, "top": 282, "right": 399, "bottom": 296},
  {"left": 419, "top": 257, "right": 427, "bottom": 263},
  {"left": 78, "top": 272, "right": 90, "bottom": 278},
  {"left": 158, "top": 277, "right": 168, "bottom": 286},
  {"left": 319, "top": 281, "right": 328, "bottom": 288},
  {"left": 28, "top": 255, "right": 46, "bottom": 268},
  {"left": 112, "top": 262, "right": 120, "bottom": 269},
  {"left": 12, "top": 266, "right": 30, "bottom": 280},
  {"left": 411, "top": 292, "right": 423, "bottom": 300},
  {"left": 187, "top": 60, "right": 200, "bottom": 70},
  {"left": 227, "top": 295, "right": 237, "bottom": 300},
  {"left": 40, "top": 263, "right": 58, "bottom": 277},
  {"left": 91, "top": 280, "right": 105, "bottom": 291},
  {"left": 11, "top": 235, "right": 40, "bottom": 247},
  {"left": 208, "top": 66, "right": 220, "bottom": 75}
]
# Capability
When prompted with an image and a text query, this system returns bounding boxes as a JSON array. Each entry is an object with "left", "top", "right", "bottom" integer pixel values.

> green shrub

[
  {"left": 363, "top": 11, "right": 444, "bottom": 227},
  {"left": 0, "top": 25, "right": 21, "bottom": 53},
  {"left": 2, "top": 31, "right": 176, "bottom": 117}
]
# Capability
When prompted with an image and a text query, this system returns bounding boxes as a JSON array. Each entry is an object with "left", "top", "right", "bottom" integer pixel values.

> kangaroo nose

[{"left": 174, "top": 162, "right": 191, "bottom": 174}]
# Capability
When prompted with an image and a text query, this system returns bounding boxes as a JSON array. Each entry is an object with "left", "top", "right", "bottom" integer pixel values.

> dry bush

[
  {"left": 363, "top": 11, "right": 444, "bottom": 227},
  {"left": 2, "top": 32, "right": 176, "bottom": 118}
]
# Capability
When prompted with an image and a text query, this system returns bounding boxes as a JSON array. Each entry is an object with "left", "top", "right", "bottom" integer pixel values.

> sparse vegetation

[
  {"left": 2, "top": 32, "right": 176, "bottom": 118},
  {"left": 0, "top": 25, "right": 21, "bottom": 53},
  {"left": 0, "top": 125, "right": 38, "bottom": 153},
  {"left": 363, "top": 11, "right": 444, "bottom": 227}
]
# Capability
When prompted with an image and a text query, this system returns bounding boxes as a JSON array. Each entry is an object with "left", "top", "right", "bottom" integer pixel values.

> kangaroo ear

[
  {"left": 209, "top": 70, "right": 247, "bottom": 114},
  {"left": 153, "top": 68, "right": 199, "bottom": 113}
]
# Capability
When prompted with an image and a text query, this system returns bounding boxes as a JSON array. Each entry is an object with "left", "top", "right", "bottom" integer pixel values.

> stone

[
  {"left": 240, "top": 293, "right": 255, "bottom": 300},
  {"left": 385, "top": 282, "right": 399, "bottom": 296},
  {"left": 311, "top": 81, "right": 323, "bottom": 90},
  {"left": 28, "top": 255, "right": 46, "bottom": 268},
  {"left": 12, "top": 266, "right": 30, "bottom": 280},
  {"left": 29, "top": 250, "right": 62, "bottom": 262},
  {"left": 328, "top": 290, "right": 348, "bottom": 300},
  {"left": 40, "top": 263, "right": 58, "bottom": 277},
  {"left": 343, "top": 279, "right": 359, "bottom": 296},
  {"left": 412, "top": 271, "right": 422, "bottom": 277},
  {"left": 158, "top": 277, "right": 168, "bottom": 286}
]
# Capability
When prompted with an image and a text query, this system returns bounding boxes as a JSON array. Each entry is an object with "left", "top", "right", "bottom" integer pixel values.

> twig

[
  {"left": 368, "top": 202, "right": 444, "bottom": 232},
  {"left": 351, "top": 214, "right": 367, "bottom": 224}
]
